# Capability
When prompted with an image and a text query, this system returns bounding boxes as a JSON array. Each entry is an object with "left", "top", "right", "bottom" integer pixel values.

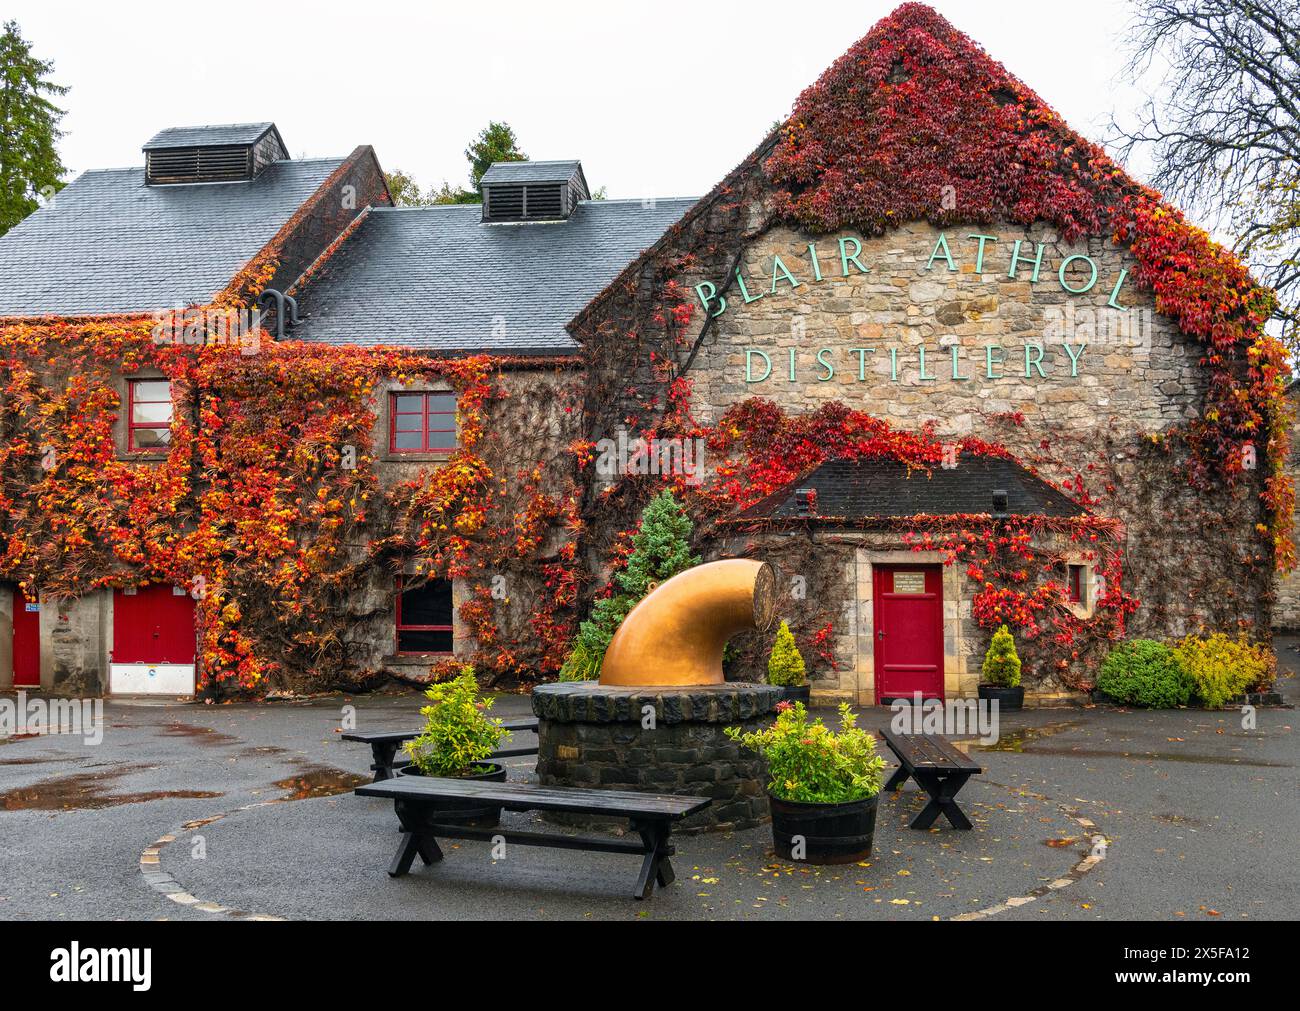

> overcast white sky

[{"left": 7, "top": 0, "right": 1154, "bottom": 199}]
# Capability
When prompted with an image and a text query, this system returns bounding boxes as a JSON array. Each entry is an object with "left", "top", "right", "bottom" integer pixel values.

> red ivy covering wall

[
  {"left": 0, "top": 316, "right": 581, "bottom": 694},
  {"left": 764, "top": 2, "right": 1292, "bottom": 568}
]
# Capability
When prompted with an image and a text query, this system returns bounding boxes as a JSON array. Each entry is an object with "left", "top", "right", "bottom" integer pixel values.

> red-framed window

[
  {"left": 1067, "top": 564, "right": 1086, "bottom": 605},
  {"left": 396, "top": 577, "right": 454, "bottom": 654},
  {"left": 390, "top": 392, "right": 457, "bottom": 454},
  {"left": 127, "top": 378, "right": 173, "bottom": 452}
]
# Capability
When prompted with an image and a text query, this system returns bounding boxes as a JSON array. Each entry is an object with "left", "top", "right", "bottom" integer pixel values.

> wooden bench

[
  {"left": 355, "top": 778, "right": 709, "bottom": 900},
  {"left": 343, "top": 717, "right": 539, "bottom": 782},
  {"left": 880, "top": 729, "right": 983, "bottom": 831}
]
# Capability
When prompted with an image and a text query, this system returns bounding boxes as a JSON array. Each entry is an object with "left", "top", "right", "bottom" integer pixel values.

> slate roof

[
  {"left": 143, "top": 122, "right": 277, "bottom": 150},
  {"left": 738, "top": 454, "right": 1086, "bottom": 521},
  {"left": 0, "top": 156, "right": 346, "bottom": 317},
  {"left": 480, "top": 160, "right": 583, "bottom": 186},
  {"left": 292, "top": 198, "right": 696, "bottom": 353}
]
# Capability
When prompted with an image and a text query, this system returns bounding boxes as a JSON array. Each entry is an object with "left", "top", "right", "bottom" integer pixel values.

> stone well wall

[{"left": 532, "top": 682, "right": 781, "bottom": 833}]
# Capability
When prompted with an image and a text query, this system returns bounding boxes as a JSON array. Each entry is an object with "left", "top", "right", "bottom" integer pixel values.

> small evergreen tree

[
  {"left": 0, "top": 21, "right": 68, "bottom": 237},
  {"left": 558, "top": 490, "right": 700, "bottom": 681},
  {"left": 981, "top": 624, "right": 1022, "bottom": 687},
  {"left": 767, "top": 620, "right": 806, "bottom": 686},
  {"left": 466, "top": 121, "right": 526, "bottom": 193}
]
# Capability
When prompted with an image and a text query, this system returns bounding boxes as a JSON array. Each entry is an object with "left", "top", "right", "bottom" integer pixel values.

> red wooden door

[
  {"left": 873, "top": 565, "right": 944, "bottom": 703},
  {"left": 112, "top": 585, "right": 197, "bottom": 664},
  {"left": 12, "top": 587, "right": 40, "bottom": 687}
]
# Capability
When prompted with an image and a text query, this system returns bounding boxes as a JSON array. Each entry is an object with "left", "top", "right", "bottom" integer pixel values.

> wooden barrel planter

[
  {"left": 777, "top": 684, "right": 811, "bottom": 705},
  {"left": 977, "top": 684, "right": 1025, "bottom": 711},
  {"left": 769, "top": 792, "right": 878, "bottom": 865},
  {"left": 396, "top": 762, "right": 506, "bottom": 828}
]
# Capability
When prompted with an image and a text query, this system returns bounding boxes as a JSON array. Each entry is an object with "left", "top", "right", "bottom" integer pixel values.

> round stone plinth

[{"left": 531, "top": 682, "right": 781, "bottom": 833}]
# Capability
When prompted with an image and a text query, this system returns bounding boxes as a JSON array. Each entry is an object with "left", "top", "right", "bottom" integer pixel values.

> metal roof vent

[
  {"left": 480, "top": 160, "right": 589, "bottom": 223},
  {"left": 143, "top": 122, "right": 288, "bottom": 185}
]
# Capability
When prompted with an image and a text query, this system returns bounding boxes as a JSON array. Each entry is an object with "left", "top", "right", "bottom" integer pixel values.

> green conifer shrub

[
  {"left": 767, "top": 620, "right": 807, "bottom": 686},
  {"left": 981, "top": 624, "right": 1022, "bottom": 687},
  {"left": 558, "top": 490, "right": 700, "bottom": 681}
]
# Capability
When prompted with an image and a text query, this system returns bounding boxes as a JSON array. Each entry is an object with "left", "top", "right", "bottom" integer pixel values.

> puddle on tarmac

[
  {"left": 998, "top": 745, "right": 1287, "bottom": 767},
  {"left": 964, "top": 721, "right": 1083, "bottom": 753},
  {"left": 272, "top": 764, "right": 368, "bottom": 802},
  {"left": 960, "top": 722, "right": 1287, "bottom": 767},
  {"left": 239, "top": 746, "right": 287, "bottom": 759},
  {"left": 159, "top": 723, "right": 239, "bottom": 747},
  {"left": 0, "top": 764, "right": 223, "bottom": 811}
]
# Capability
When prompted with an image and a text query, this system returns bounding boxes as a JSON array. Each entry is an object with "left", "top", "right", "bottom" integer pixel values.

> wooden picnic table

[
  {"left": 880, "top": 728, "right": 983, "bottom": 831},
  {"left": 343, "top": 717, "right": 539, "bottom": 782},
  {"left": 356, "top": 777, "right": 709, "bottom": 900}
]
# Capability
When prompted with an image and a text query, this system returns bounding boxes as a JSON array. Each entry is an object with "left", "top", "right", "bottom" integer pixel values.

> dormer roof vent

[
  {"left": 481, "top": 160, "right": 589, "bottom": 222},
  {"left": 143, "top": 122, "right": 288, "bottom": 185}
]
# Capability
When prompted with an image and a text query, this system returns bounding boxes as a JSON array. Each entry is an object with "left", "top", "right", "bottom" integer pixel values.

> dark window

[
  {"left": 128, "top": 379, "right": 173, "bottom": 452},
  {"left": 396, "top": 578, "right": 453, "bottom": 654},
  {"left": 1067, "top": 565, "right": 1086, "bottom": 605},
  {"left": 390, "top": 392, "right": 457, "bottom": 454}
]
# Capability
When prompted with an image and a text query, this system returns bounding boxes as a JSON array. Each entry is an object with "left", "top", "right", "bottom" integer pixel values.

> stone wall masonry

[
  {"left": 1272, "top": 392, "right": 1300, "bottom": 630},
  {"left": 689, "top": 221, "right": 1202, "bottom": 438},
  {"left": 344, "top": 365, "right": 581, "bottom": 682}
]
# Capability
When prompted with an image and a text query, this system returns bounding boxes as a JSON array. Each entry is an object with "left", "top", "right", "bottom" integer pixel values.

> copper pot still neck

[{"left": 599, "top": 559, "right": 777, "bottom": 688}]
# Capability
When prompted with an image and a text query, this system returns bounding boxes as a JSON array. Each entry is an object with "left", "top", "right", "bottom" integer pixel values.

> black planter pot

[
  {"left": 776, "top": 684, "right": 811, "bottom": 705},
  {"left": 978, "top": 684, "right": 1025, "bottom": 711},
  {"left": 396, "top": 762, "right": 506, "bottom": 828},
  {"left": 769, "top": 792, "right": 878, "bottom": 865}
]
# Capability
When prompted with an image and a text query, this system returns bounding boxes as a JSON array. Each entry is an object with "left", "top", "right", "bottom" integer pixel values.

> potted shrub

[
  {"left": 398, "top": 666, "right": 511, "bottom": 827},
  {"left": 978, "top": 624, "right": 1024, "bottom": 711},
  {"left": 768, "top": 620, "right": 810, "bottom": 704},
  {"left": 726, "top": 702, "right": 885, "bottom": 865},
  {"left": 1096, "top": 639, "right": 1191, "bottom": 708}
]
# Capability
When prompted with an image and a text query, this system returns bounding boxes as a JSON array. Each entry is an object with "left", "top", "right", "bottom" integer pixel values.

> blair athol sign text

[{"left": 693, "top": 232, "right": 1132, "bottom": 384}]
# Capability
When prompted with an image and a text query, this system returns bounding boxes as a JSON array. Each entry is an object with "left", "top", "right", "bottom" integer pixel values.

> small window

[
  {"left": 1067, "top": 564, "right": 1086, "bottom": 605},
  {"left": 396, "top": 577, "right": 453, "bottom": 654},
  {"left": 128, "top": 379, "right": 173, "bottom": 452},
  {"left": 390, "top": 392, "right": 456, "bottom": 455}
]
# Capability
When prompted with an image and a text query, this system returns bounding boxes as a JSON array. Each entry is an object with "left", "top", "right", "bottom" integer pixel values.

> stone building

[
  {"left": 569, "top": 4, "right": 1286, "bottom": 705},
  {"left": 0, "top": 5, "right": 1287, "bottom": 702},
  {"left": 1272, "top": 381, "right": 1300, "bottom": 632}
]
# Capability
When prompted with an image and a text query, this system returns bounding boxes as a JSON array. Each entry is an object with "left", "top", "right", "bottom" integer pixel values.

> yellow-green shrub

[
  {"left": 1174, "top": 633, "right": 1275, "bottom": 709},
  {"left": 767, "top": 620, "right": 807, "bottom": 686}
]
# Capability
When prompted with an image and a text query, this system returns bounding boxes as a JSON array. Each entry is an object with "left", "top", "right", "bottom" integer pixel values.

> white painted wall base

[{"left": 109, "top": 663, "right": 195, "bottom": 696}]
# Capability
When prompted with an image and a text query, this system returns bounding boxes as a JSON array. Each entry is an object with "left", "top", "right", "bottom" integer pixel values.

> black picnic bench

[
  {"left": 355, "top": 777, "right": 709, "bottom": 900},
  {"left": 880, "top": 729, "right": 983, "bottom": 831},
  {"left": 343, "top": 718, "right": 539, "bottom": 782}
]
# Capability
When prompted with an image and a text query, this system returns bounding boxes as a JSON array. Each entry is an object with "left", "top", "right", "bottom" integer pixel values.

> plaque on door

[{"left": 892, "top": 572, "right": 926, "bottom": 595}]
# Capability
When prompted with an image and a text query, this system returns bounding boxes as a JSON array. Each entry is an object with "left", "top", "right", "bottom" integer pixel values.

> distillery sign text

[{"left": 693, "top": 232, "right": 1131, "bottom": 384}]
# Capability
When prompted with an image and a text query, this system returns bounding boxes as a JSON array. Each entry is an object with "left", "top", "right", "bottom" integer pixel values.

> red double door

[
  {"left": 11, "top": 588, "right": 40, "bottom": 687},
  {"left": 872, "top": 565, "right": 944, "bottom": 704},
  {"left": 112, "top": 585, "right": 197, "bottom": 664}
]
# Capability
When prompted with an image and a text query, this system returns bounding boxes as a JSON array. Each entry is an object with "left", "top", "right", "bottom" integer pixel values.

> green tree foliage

[
  {"left": 558, "top": 490, "right": 700, "bottom": 681},
  {"left": 767, "top": 620, "right": 807, "bottom": 686},
  {"left": 384, "top": 169, "right": 433, "bottom": 207},
  {"left": 429, "top": 179, "right": 478, "bottom": 205},
  {"left": 466, "top": 120, "right": 526, "bottom": 193},
  {"left": 1096, "top": 640, "right": 1191, "bottom": 708},
  {"left": 981, "top": 624, "right": 1022, "bottom": 687},
  {"left": 0, "top": 21, "right": 68, "bottom": 238}
]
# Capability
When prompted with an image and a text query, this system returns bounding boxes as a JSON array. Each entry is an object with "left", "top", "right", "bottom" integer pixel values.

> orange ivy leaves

[{"left": 0, "top": 320, "right": 582, "bottom": 693}]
